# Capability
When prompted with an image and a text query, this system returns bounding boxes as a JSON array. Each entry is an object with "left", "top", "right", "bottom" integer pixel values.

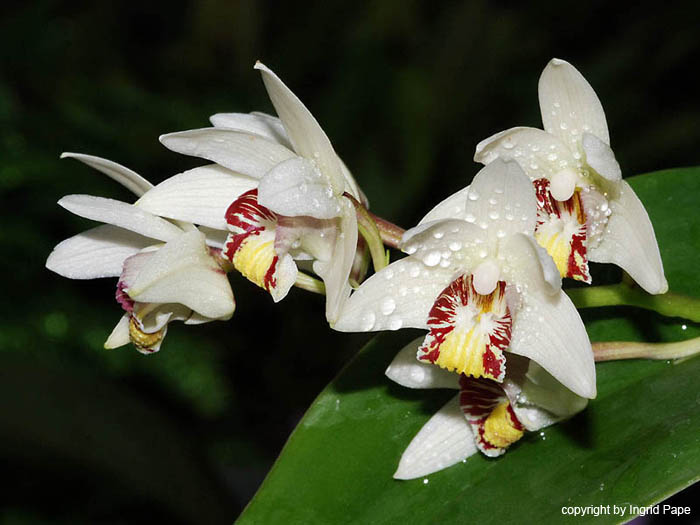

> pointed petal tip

[{"left": 548, "top": 57, "right": 570, "bottom": 68}]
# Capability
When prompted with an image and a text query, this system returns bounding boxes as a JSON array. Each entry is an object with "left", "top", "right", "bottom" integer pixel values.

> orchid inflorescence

[{"left": 48, "top": 58, "right": 678, "bottom": 480}]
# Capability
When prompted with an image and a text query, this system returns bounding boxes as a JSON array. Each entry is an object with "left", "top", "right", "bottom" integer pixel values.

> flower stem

[
  {"left": 593, "top": 337, "right": 700, "bottom": 362},
  {"left": 345, "top": 194, "right": 389, "bottom": 273},
  {"left": 567, "top": 283, "right": 700, "bottom": 323},
  {"left": 295, "top": 272, "right": 326, "bottom": 295},
  {"left": 368, "top": 212, "right": 405, "bottom": 249}
]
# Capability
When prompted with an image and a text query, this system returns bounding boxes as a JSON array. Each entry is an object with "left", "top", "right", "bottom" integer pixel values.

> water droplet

[
  {"left": 449, "top": 241, "right": 462, "bottom": 251},
  {"left": 433, "top": 230, "right": 444, "bottom": 239},
  {"left": 488, "top": 197, "right": 498, "bottom": 205},
  {"left": 388, "top": 317, "right": 403, "bottom": 330},
  {"left": 381, "top": 297, "right": 396, "bottom": 315},
  {"left": 423, "top": 251, "right": 441, "bottom": 267},
  {"left": 384, "top": 269, "right": 394, "bottom": 280},
  {"left": 361, "top": 312, "right": 376, "bottom": 330},
  {"left": 405, "top": 245, "right": 417, "bottom": 255},
  {"left": 488, "top": 210, "right": 500, "bottom": 220},
  {"left": 468, "top": 191, "right": 480, "bottom": 201},
  {"left": 409, "top": 264, "right": 421, "bottom": 278},
  {"left": 464, "top": 213, "right": 476, "bottom": 223},
  {"left": 682, "top": 324, "right": 688, "bottom": 331},
  {"left": 423, "top": 478, "right": 429, "bottom": 485}
]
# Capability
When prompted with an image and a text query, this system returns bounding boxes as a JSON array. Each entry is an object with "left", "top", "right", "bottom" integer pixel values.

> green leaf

[{"left": 238, "top": 168, "right": 700, "bottom": 524}]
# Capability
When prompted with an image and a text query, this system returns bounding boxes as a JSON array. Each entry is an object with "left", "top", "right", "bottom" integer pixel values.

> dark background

[{"left": 1, "top": 1, "right": 699, "bottom": 523}]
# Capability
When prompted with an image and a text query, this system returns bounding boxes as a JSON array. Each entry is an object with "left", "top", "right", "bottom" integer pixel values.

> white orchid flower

[
  {"left": 386, "top": 339, "right": 588, "bottom": 479},
  {"left": 475, "top": 58, "right": 667, "bottom": 294},
  {"left": 336, "top": 160, "right": 595, "bottom": 399},
  {"left": 46, "top": 153, "right": 235, "bottom": 353},
  {"left": 141, "top": 62, "right": 362, "bottom": 324}
]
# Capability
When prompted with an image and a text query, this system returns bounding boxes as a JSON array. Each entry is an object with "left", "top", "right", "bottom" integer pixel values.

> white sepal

[
  {"left": 394, "top": 396, "right": 477, "bottom": 480},
  {"left": 58, "top": 195, "right": 184, "bottom": 242},
  {"left": 104, "top": 314, "right": 131, "bottom": 349},
  {"left": 334, "top": 257, "right": 455, "bottom": 332},
  {"left": 501, "top": 232, "right": 561, "bottom": 295},
  {"left": 258, "top": 157, "right": 342, "bottom": 220},
  {"left": 209, "top": 112, "right": 293, "bottom": 149},
  {"left": 538, "top": 58, "right": 610, "bottom": 152},
  {"left": 588, "top": 180, "right": 667, "bottom": 294},
  {"left": 503, "top": 360, "right": 588, "bottom": 432},
  {"left": 474, "top": 127, "right": 577, "bottom": 181},
  {"left": 136, "top": 164, "right": 257, "bottom": 230},
  {"left": 314, "top": 201, "right": 357, "bottom": 324},
  {"left": 509, "top": 288, "right": 596, "bottom": 399},
  {"left": 582, "top": 133, "right": 621, "bottom": 181},
  {"left": 61, "top": 152, "right": 153, "bottom": 197},
  {"left": 386, "top": 338, "right": 459, "bottom": 390},
  {"left": 46, "top": 224, "right": 151, "bottom": 279},
  {"left": 463, "top": 160, "right": 537, "bottom": 252},
  {"left": 255, "top": 62, "right": 345, "bottom": 195},
  {"left": 126, "top": 230, "right": 235, "bottom": 320},
  {"left": 159, "top": 128, "right": 295, "bottom": 179}
]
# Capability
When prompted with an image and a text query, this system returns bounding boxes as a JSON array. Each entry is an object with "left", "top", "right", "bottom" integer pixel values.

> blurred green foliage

[{"left": 1, "top": 1, "right": 698, "bottom": 522}]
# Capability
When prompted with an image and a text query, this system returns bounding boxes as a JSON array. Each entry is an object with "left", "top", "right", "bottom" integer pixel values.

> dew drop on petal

[
  {"left": 388, "top": 316, "right": 403, "bottom": 330},
  {"left": 381, "top": 297, "right": 396, "bottom": 315},
  {"left": 423, "top": 250, "right": 441, "bottom": 267},
  {"left": 361, "top": 312, "right": 376, "bottom": 331}
]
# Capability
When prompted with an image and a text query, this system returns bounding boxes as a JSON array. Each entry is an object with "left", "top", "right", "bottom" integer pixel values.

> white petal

[
  {"left": 61, "top": 152, "right": 153, "bottom": 197},
  {"left": 588, "top": 180, "right": 667, "bottom": 294},
  {"left": 209, "top": 111, "right": 292, "bottom": 149},
  {"left": 417, "top": 186, "right": 471, "bottom": 225},
  {"left": 127, "top": 230, "right": 235, "bottom": 319},
  {"left": 538, "top": 58, "right": 610, "bottom": 154},
  {"left": 104, "top": 314, "right": 131, "bottom": 349},
  {"left": 159, "top": 128, "right": 296, "bottom": 179},
  {"left": 46, "top": 224, "right": 152, "bottom": 279},
  {"left": 315, "top": 201, "right": 358, "bottom": 324},
  {"left": 400, "top": 219, "right": 485, "bottom": 275},
  {"left": 582, "top": 133, "right": 621, "bottom": 182},
  {"left": 58, "top": 195, "right": 183, "bottom": 242},
  {"left": 334, "top": 257, "right": 455, "bottom": 332},
  {"left": 474, "top": 127, "right": 578, "bottom": 180},
  {"left": 386, "top": 338, "right": 459, "bottom": 389},
  {"left": 504, "top": 360, "right": 588, "bottom": 432},
  {"left": 255, "top": 62, "right": 345, "bottom": 194},
  {"left": 509, "top": 289, "right": 596, "bottom": 399},
  {"left": 258, "top": 157, "right": 341, "bottom": 219},
  {"left": 394, "top": 395, "right": 477, "bottom": 480},
  {"left": 136, "top": 164, "right": 257, "bottom": 230},
  {"left": 463, "top": 160, "right": 537, "bottom": 252},
  {"left": 500, "top": 232, "right": 561, "bottom": 295},
  {"left": 269, "top": 253, "right": 299, "bottom": 303},
  {"left": 200, "top": 227, "right": 228, "bottom": 249}
]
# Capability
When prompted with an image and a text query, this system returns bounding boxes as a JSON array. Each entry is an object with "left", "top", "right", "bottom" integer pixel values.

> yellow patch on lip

[
  {"left": 434, "top": 321, "right": 501, "bottom": 380},
  {"left": 482, "top": 401, "right": 524, "bottom": 449},
  {"left": 232, "top": 231, "right": 277, "bottom": 291},
  {"left": 128, "top": 316, "right": 164, "bottom": 351},
  {"left": 535, "top": 227, "right": 572, "bottom": 277}
]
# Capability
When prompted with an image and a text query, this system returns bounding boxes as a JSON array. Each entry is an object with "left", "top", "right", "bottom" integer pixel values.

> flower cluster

[
  {"left": 46, "top": 59, "right": 666, "bottom": 476},
  {"left": 335, "top": 59, "right": 666, "bottom": 478}
]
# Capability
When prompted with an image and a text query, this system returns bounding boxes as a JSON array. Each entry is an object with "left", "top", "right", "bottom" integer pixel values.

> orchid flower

[
  {"left": 474, "top": 58, "right": 667, "bottom": 294},
  {"left": 336, "top": 159, "right": 596, "bottom": 400},
  {"left": 385, "top": 339, "right": 587, "bottom": 479},
  {"left": 138, "top": 62, "right": 363, "bottom": 324},
  {"left": 46, "top": 153, "right": 235, "bottom": 353}
]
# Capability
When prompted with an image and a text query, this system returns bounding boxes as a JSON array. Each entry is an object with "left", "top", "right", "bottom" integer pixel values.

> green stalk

[
  {"left": 344, "top": 194, "right": 389, "bottom": 273},
  {"left": 567, "top": 284, "right": 700, "bottom": 323},
  {"left": 593, "top": 337, "right": 700, "bottom": 362},
  {"left": 294, "top": 272, "right": 326, "bottom": 295}
]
